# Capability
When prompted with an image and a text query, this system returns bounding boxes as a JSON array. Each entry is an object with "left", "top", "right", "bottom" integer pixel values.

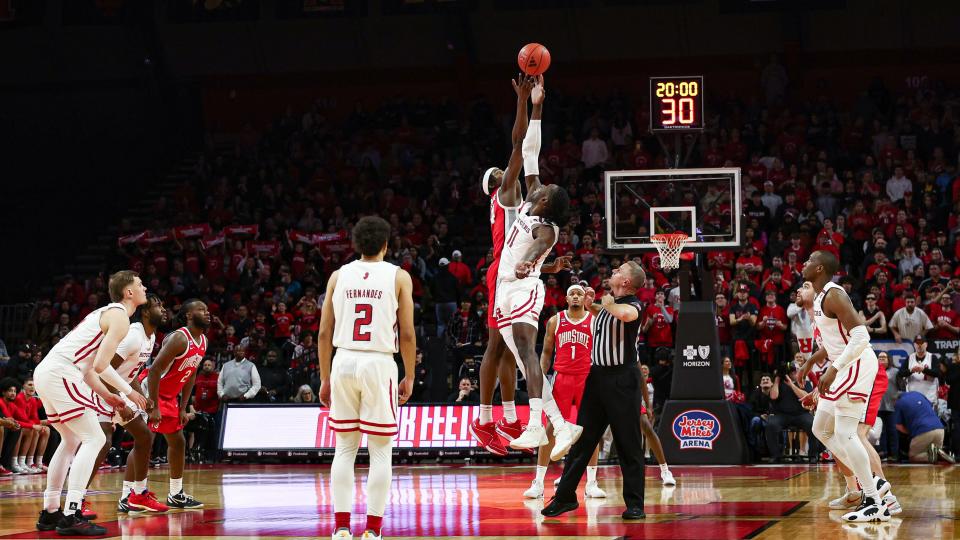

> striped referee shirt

[{"left": 591, "top": 295, "right": 644, "bottom": 367}]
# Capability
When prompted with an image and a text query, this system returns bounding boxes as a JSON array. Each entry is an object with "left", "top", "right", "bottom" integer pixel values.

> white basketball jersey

[
  {"left": 332, "top": 260, "right": 399, "bottom": 354},
  {"left": 497, "top": 202, "right": 559, "bottom": 282},
  {"left": 44, "top": 302, "right": 127, "bottom": 371},
  {"left": 113, "top": 322, "right": 155, "bottom": 382},
  {"left": 813, "top": 282, "right": 858, "bottom": 362}
]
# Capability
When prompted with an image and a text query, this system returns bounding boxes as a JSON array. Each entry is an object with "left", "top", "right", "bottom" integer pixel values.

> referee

[{"left": 542, "top": 260, "right": 647, "bottom": 520}]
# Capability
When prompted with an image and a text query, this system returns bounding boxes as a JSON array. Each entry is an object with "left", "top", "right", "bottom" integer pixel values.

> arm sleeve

[
  {"left": 831, "top": 325, "right": 871, "bottom": 372},
  {"left": 244, "top": 366, "right": 261, "bottom": 399}
]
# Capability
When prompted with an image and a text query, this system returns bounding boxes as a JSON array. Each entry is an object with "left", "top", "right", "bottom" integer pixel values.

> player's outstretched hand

[
  {"left": 511, "top": 73, "right": 535, "bottom": 100},
  {"left": 531, "top": 75, "right": 546, "bottom": 105},
  {"left": 515, "top": 261, "right": 534, "bottom": 279},
  {"left": 817, "top": 366, "right": 837, "bottom": 395},
  {"left": 398, "top": 377, "right": 413, "bottom": 405},
  {"left": 319, "top": 379, "right": 331, "bottom": 407},
  {"left": 126, "top": 390, "right": 148, "bottom": 411},
  {"left": 554, "top": 255, "right": 572, "bottom": 271}
]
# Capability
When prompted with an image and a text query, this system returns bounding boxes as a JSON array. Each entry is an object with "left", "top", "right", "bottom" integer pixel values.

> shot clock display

[{"left": 650, "top": 76, "right": 704, "bottom": 132}]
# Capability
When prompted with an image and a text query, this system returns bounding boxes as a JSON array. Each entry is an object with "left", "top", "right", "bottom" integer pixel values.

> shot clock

[{"left": 650, "top": 76, "right": 704, "bottom": 132}]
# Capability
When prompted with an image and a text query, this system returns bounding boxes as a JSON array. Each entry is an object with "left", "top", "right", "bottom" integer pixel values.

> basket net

[{"left": 650, "top": 233, "right": 690, "bottom": 270}]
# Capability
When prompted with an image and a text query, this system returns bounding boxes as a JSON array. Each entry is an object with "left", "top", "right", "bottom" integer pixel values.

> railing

[{"left": 0, "top": 303, "right": 36, "bottom": 346}]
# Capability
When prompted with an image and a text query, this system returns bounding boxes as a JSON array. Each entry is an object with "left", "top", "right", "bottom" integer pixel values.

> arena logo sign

[
  {"left": 672, "top": 410, "right": 721, "bottom": 450},
  {"left": 681, "top": 345, "right": 711, "bottom": 367}
]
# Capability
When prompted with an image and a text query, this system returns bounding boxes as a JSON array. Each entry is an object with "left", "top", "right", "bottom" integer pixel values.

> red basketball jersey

[
  {"left": 553, "top": 311, "right": 593, "bottom": 376},
  {"left": 156, "top": 327, "right": 206, "bottom": 399}
]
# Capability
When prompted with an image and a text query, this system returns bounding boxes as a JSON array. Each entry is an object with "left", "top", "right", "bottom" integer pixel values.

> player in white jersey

[
  {"left": 86, "top": 294, "right": 171, "bottom": 515},
  {"left": 795, "top": 281, "right": 901, "bottom": 516},
  {"left": 319, "top": 216, "right": 416, "bottom": 540},
  {"left": 496, "top": 176, "right": 582, "bottom": 455},
  {"left": 801, "top": 252, "right": 892, "bottom": 522},
  {"left": 34, "top": 270, "right": 150, "bottom": 535}
]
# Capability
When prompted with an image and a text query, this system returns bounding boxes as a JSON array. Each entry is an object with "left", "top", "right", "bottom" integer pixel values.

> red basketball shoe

[
  {"left": 496, "top": 418, "right": 535, "bottom": 455},
  {"left": 81, "top": 499, "right": 97, "bottom": 520},
  {"left": 469, "top": 418, "right": 507, "bottom": 456},
  {"left": 129, "top": 490, "right": 170, "bottom": 513}
]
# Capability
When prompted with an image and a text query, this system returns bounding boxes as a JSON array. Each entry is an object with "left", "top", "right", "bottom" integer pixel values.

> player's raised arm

[
  {"left": 817, "top": 288, "right": 869, "bottom": 394},
  {"left": 147, "top": 331, "right": 188, "bottom": 422},
  {"left": 317, "top": 270, "right": 339, "bottom": 406},
  {"left": 396, "top": 269, "right": 417, "bottom": 405},
  {"left": 540, "top": 314, "right": 559, "bottom": 376},
  {"left": 499, "top": 75, "right": 535, "bottom": 207},
  {"left": 524, "top": 75, "right": 545, "bottom": 196}
]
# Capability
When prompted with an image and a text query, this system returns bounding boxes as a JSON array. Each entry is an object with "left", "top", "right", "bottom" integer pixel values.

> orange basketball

[{"left": 517, "top": 43, "right": 551, "bottom": 76}]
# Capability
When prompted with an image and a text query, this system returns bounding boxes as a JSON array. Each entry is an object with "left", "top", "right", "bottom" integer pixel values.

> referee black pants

[{"left": 554, "top": 363, "right": 645, "bottom": 509}]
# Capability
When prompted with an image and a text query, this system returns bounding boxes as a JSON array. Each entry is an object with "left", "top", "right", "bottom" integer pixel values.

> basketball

[{"left": 518, "top": 43, "right": 551, "bottom": 76}]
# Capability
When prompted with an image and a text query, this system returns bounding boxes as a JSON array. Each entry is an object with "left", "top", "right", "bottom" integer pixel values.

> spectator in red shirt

[
  {"left": 736, "top": 246, "right": 764, "bottom": 285},
  {"left": 272, "top": 302, "right": 295, "bottom": 346},
  {"left": 642, "top": 290, "right": 675, "bottom": 348},
  {"left": 554, "top": 229, "right": 575, "bottom": 257},
  {"left": 11, "top": 378, "right": 49, "bottom": 473},
  {"left": 447, "top": 250, "right": 473, "bottom": 289},
  {"left": 715, "top": 292, "right": 732, "bottom": 359},
  {"left": 814, "top": 218, "right": 844, "bottom": 258},
  {"left": 543, "top": 275, "right": 565, "bottom": 312},
  {"left": 193, "top": 359, "right": 220, "bottom": 415},
  {"left": 927, "top": 292, "right": 960, "bottom": 340},
  {"left": 758, "top": 290, "right": 789, "bottom": 368}
]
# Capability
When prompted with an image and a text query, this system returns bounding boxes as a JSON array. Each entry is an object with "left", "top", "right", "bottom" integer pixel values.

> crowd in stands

[{"left": 2, "top": 70, "right": 960, "bottom": 464}]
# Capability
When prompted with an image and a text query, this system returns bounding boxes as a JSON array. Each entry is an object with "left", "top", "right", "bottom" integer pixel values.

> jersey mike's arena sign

[{"left": 671, "top": 409, "right": 721, "bottom": 450}]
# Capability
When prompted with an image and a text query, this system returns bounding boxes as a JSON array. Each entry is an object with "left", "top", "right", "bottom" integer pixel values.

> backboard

[{"left": 604, "top": 167, "right": 742, "bottom": 251}]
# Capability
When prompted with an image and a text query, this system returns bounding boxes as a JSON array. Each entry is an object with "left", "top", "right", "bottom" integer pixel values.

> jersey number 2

[{"left": 353, "top": 304, "right": 373, "bottom": 341}]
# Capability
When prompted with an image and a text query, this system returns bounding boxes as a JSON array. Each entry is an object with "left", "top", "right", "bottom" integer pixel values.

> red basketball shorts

[
  {"left": 149, "top": 397, "right": 183, "bottom": 434},
  {"left": 862, "top": 363, "right": 888, "bottom": 427},
  {"left": 486, "top": 259, "right": 500, "bottom": 330},
  {"left": 552, "top": 372, "right": 588, "bottom": 423}
]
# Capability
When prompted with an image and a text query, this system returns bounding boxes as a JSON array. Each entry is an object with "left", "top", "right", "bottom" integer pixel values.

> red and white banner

[
  {"left": 200, "top": 232, "right": 226, "bottom": 250},
  {"left": 174, "top": 223, "right": 212, "bottom": 239},
  {"left": 117, "top": 232, "right": 146, "bottom": 247},
  {"left": 247, "top": 240, "right": 281, "bottom": 258},
  {"left": 143, "top": 230, "right": 173, "bottom": 244},
  {"left": 224, "top": 224, "right": 260, "bottom": 238},
  {"left": 287, "top": 230, "right": 314, "bottom": 244},
  {"left": 221, "top": 405, "right": 530, "bottom": 450}
]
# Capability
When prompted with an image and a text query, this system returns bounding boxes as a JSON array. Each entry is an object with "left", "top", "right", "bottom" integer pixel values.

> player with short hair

[
  {"left": 86, "top": 293, "right": 170, "bottom": 514},
  {"left": 801, "top": 252, "right": 893, "bottom": 522},
  {"left": 143, "top": 298, "right": 210, "bottom": 510},
  {"left": 34, "top": 270, "right": 150, "bottom": 535},
  {"left": 525, "top": 284, "right": 604, "bottom": 498},
  {"left": 794, "top": 280, "right": 901, "bottom": 516},
  {"left": 319, "top": 216, "right": 417, "bottom": 540},
  {"left": 471, "top": 74, "right": 570, "bottom": 455}
]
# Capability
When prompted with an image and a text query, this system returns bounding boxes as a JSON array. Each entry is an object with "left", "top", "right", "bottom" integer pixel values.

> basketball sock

[
  {"left": 335, "top": 512, "right": 351, "bottom": 529},
  {"left": 44, "top": 490, "right": 62, "bottom": 513},
  {"left": 170, "top": 477, "right": 183, "bottom": 496},
  {"left": 586, "top": 466, "right": 598, "bottom": 484},
  {"left": 479, "top": 404, "right": 493, "bottom": 425},
  {"left": 502, "top": 401, "right": 517, "bottom": 423},
  {"left": 134, "top": 478, "right": 147, "bottom": 494},
  {"left": 122, "top": 481, "right": 134, "bottom": 499},
  {"left": 835, "top": 415, "right": 878, "bottom": 501},
  {"left": 522, "top": 120, "right": 541, "bottom": 176},
  {"left": 366, "top": 514, "right": 383, "bottom": 535},
  {"left": 332, "top": 431, "right": 361, "bottom": 514},
  {"left": 844, "top": 475, "right": 858, "bottom": 492},
  {"left": 535, "top": 465, "right": 548, "bottom": 483},
  {"left": 528, "top": 398, "right": 544, "bottom": 428},
  {"left": 660, "top": 464, "right": 670, "bottom": 473},
  {"left": 65, "top": 489, "right": 84, "bottom": 514},
  {"left": 26, "top": 456, "right": 34, "bottom": 467},
  {"left": 17, "top": 456, "right": 26, "bottom": 467},
  {"left": 366, "top": 435, "right": 393, "bottom": 518},
  {"left": 542, "top": 399, "right": 566, "bottom": 432}
]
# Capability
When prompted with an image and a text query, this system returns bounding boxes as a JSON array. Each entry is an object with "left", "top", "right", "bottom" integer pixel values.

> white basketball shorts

[
  {"left": 820, "top": 348, "right": 880, "bottom": 420},
  {"left": 328, "top": 349, "right": 398, "bottom": 437},
  {"left": 495, "top": 277, "right": 545, "bottom": 330}
]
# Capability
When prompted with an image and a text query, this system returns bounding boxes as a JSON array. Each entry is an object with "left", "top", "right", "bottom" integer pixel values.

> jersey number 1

[{"left": 353, "top": 304, "right": 373, "bottom": 341}]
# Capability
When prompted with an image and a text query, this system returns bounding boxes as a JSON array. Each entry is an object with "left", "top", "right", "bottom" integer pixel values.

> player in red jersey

[
  {"left": 470, "top": 74, "right": 570, "bottom": 455},
  {"left": 524, "top": 284, "right": 604, "bottom": 499},
  {"left": 143, "top": 299, "right": 210, "bottom": 510}
]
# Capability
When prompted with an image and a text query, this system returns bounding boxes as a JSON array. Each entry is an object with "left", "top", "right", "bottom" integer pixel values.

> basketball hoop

[{"left": 650, "top": 233, "right": 690, "bottom": 270}]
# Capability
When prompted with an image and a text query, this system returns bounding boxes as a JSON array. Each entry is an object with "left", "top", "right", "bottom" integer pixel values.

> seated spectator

[
  {"left": 218, "top": 346, "right": 261, "bottom": 403},
  {"left": 721, "top": 357, "right": 742, "bottom": 400},
  {"left": 446, "top": 300, "right": 483, "bottom": 379},
  {"left": 893, "top": 390, "right": 948, "bottom": 463},
  {"left": 293, "top": 385, "right": 317, "bottom": 403},
  {"left": 0, "top": 378, "right": 23, "bottom": 474},
  {"left": 259, "top": 349, "right": 293, "bottom": 403},
  {"left": 447, "top": 377, "right": 479, "bottom": 404},
  {"left": 410, "top": 349, "right": 431, "bottom": 403},
  {"left": 12, "top": 377, "right": 48, "bottom": 474},
  {"left": 898, "top": 336, "right": 941, "bottom": 404},
  {"left": 748, "top": 373, "right": 775, "bottom": 456},
  {"left": 764, "top": 364, "right": 816, "bottom": 462}
]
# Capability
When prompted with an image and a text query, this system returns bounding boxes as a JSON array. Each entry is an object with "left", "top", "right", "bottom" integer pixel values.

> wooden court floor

[{"left": 0, "top": 463, "right": 957, "bottom": 539}]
